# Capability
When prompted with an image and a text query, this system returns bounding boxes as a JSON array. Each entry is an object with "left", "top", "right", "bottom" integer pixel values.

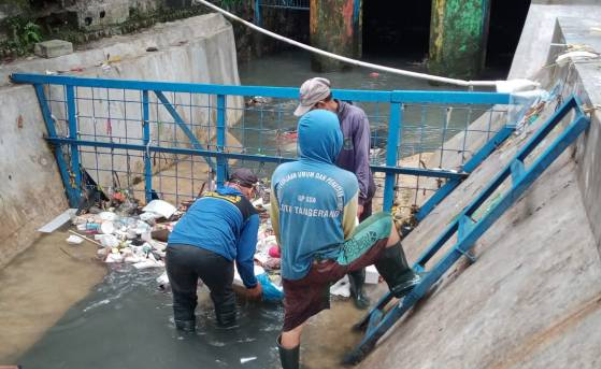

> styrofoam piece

[
  {"left": 142, "top": 200, "right": 177, "bottom": 219},
  {"left": 105, "top": 253, "right": 124, "bottom": 263},
  {"left": 97, "top": 234, "right": 120, "bottom": 248},
  {"left": 66, "top": 234, "right": 84, "bottom": 245},
  {"left": 365, "top": 265, "right": 380, "bottom": 285},
  {"left": 100, "top": 221, "right": 115, "bottom": 234},
  {"left": 99, "top": 212, "right": 118, "bottom": 221},
  {"left": 156, "top": 271, "right": 170, "bottom": 286},
  {"left": 124, "top": 255, "right": 145, "bottom": 263},
  {"left": 140, "top": 212, "right": 162, "bottom": 222},
  {"left": 330, "top": 275, "right": 351, "bottom": 298},
  {"left": 38, "top": 209, "right": 77, "bottom": 233},
  {"left": 133, "top": 259, "right": 165, "bottom": 269},
  {"left": 240, "top": 357, "right": 257, "bottom": 364}
]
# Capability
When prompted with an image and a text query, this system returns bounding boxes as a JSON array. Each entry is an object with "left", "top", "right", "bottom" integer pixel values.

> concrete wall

[
  {"left": 358, "top": 3, "right": 601, "bottom": 369},
  {"left": 555, "top": 17, "right": 601, "bottom": 252},
  {"left": 0, "top": 85, "right": 68, "bottom": 268},
  {"left": 508, "top": 3, "right": 601, "bottom": 80},
  {"left": 0, "top": 13, "right": 243, "bottom": 268}
]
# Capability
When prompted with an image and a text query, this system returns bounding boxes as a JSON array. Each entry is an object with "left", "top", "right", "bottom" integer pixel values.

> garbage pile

[
  {"left": 65, "top": 188, "right": 286, "bottom": 301},
  {"left": 63, "top": 186, "right": 377, "bottom": 302},
  {"left": 69, "top": 199, "right": 178, "bottom": 270}
]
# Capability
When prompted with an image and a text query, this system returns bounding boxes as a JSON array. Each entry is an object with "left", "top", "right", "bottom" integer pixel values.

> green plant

[
  {"left": 0, "top": 16, "right": 42, "bottom": 57},
  {"left": 9, "top": 17, "right": 42, "bottom": 45}
]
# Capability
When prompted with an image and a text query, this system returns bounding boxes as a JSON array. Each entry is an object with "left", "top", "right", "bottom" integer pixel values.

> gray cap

[
  {"left": 294, "top": 77, "right": 332, "bottom": 117},
  {"left": 229, "top": 168, "right": 259, "bottom": 188}
]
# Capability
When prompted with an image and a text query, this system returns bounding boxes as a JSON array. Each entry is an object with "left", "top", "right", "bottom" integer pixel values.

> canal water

[
  {"left": 4, "top": 50, "right": 503, "bottom": 368},
  {"left": 235, "top": 50, "right": 498, "bottom": 165}
]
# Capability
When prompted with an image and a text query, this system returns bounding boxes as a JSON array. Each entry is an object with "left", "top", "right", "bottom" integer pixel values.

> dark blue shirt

[
  {"left": 168, "top": 186, "right": 259, "bottom": 288},
  {"left": 335, "top": 101, "right": 376, "bottom": 205}
]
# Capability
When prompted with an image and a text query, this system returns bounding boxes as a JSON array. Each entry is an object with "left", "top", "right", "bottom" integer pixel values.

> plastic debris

[
  {"left": 365, "top": 265, "right": 380, "bottom": 285},
  {"left": 66, "top": 234, "right": 84, "bottom": 245},
  {"left": 38, "top": 209, "right": 77, "bottom": 233},
  {"left": 99, "top": 212, "right": 118, "bottom": 221},
  {"left": 133, "top": 259, "right": 165, "bottom": 270},
  {"left": 240, "top": 357, "right": 257, "bottom": 364},
  {"left": 257, "top": 273, "right": 284, "bottom": 301},
  {"left": 143, "top": 200, "right": 177, "bottom": 219},
  {"left": 100, "top": 221, "right": 115, "bottom": 234},
  {"left": 157, "top": 271, "right": 170, "bottom": 290},
  {"left": 555, "top": 51, "right": 599, "bottom": 66},
  {"left": 330, "top": 276, "right": 351, "bottom": 298}
]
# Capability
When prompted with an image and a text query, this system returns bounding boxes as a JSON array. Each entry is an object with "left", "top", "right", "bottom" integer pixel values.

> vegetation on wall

[{"left": 0, "top": 16, "right": 43, "bottom": 57}]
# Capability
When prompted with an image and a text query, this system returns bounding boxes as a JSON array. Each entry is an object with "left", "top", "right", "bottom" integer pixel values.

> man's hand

[
  {"left": 246, "top": 282, "right": 263, "bottom": 300},
  {"left": 357, "top": 204, "right": 364, "bottom": 218}
]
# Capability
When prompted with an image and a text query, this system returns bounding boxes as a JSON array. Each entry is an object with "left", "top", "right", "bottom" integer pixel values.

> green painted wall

[
  {"left": 429, "top": 0, "right": 491, "bottom": 80},
  {"left": 310, "top": 0, "right": 361, "bottom": 72}
]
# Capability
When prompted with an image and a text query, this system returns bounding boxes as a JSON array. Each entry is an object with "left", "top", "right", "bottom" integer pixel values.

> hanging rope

[{"left": 196, "top": 0, "right": 504, "bottom": 88}]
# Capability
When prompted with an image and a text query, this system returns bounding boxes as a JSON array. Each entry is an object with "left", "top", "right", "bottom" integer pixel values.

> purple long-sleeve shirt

[{"left": 335, "top": 101, "right": 376, "bottom": 205}]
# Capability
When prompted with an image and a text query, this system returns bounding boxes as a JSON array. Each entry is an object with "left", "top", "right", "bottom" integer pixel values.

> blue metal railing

[
  {"left": 345, "top": 95, "right": 590, "bottom": 365},
  {"left": 254, "top": 0, "right": 310, "bottom": 27},
  {"left": 12, "top": 73, "right": 516, "bottom": 213}
]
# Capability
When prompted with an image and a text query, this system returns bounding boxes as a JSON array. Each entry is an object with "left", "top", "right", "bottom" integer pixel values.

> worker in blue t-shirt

[
  {"left": 271, "top": 110, "right": 421, "bottom": 369},
  {"left": 166, "top": 168, "right": 263, "bottom": 331}
]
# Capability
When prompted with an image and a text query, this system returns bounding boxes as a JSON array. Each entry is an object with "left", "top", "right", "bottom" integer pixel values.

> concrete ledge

[
  {"left": 554, "top": 16, "right": 601, "bottom": 251},
  {"left": 33, "top": 40, "right": 74, "bottom": 59},
  {"left": 508, "top": 4, "right": 601, "bottom": 79}
]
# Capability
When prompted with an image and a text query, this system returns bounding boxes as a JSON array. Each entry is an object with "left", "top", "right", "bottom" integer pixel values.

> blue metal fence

[
  {"left": 254, "top": 0, "right": 310, "bottom": 27},
  {"left": 12, "top": 73, "right": 517, "bottom": 216}
]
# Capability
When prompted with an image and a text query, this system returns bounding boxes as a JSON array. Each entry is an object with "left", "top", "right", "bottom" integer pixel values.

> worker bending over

[{"left": 166, "top": 168, "right": 262, "bottom": 332}]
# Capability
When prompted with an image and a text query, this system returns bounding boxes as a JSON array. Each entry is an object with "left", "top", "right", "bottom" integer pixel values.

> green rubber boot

[
  {"left": 374, "top": 243, "right": 421, "bottom": 298},
  {"left": 277, "top": 335, "right": 300, "bottom": 369},
  {"left": 348, "top": 269, "right": 371, "bottom": 310}
]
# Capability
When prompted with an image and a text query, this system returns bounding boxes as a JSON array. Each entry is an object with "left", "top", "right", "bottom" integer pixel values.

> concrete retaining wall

[
  {"left": 358, "top": 3, "right": 601, "bottom": 369},
  {"left": 0, "top": 13, "right": 242, "bottom": 268}
]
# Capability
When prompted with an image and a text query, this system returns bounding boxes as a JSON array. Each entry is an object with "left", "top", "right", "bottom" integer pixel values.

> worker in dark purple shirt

[{"left": 294, "top": 77, "right": 377, "bottom": 309}]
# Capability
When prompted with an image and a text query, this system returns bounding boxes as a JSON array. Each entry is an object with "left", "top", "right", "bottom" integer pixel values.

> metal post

[
  {"left": 34, "top": 84, "right": 79, "bottom": 207},
  {"left": 383, "top": 101, "right": 402, "bottom": 212},
  {"left": 255, "top": 0, "right": 261, "bottom": 27},
  {"left": 216, "top": 94, "right": 228, "bottom": 188},
  {"left": 66, "top": 85, "right": 82, "bottom": 201},
  {"left": 142, "top": 90, "right": 152, "bottom": 203}
]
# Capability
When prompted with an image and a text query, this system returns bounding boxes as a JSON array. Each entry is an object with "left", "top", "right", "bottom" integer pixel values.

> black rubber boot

[
  {"left": 175, "top": 319, "right": 196, "bottom": 332},
  {"left": 374, "top": 243, "right": 421, "bottom": 298},
  {"left": 216, "top": 308, "right": 237, "bottom": 328},
  {"left": 348, "top": 269, "right": 371, "bottom": 310},
  {"left": 277, "top": 335, "right": 300, "bottom": 369}
]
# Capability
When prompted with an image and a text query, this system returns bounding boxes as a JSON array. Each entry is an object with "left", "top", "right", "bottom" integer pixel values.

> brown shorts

[{"left": 282, "top": 212, "right": 392, "bottom": 332}]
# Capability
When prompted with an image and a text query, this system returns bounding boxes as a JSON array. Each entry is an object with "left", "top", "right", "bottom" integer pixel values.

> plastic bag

[{"left": 256, "top": 273, "right": 284, "bottom": 302}]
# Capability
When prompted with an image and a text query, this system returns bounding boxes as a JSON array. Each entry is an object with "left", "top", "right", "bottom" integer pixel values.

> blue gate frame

[
  {"left": 344, "top": 95, "right": 590, "bottom": 365},
  {"left": 254, "top": 0, "right": 310, "bottom": 27},
  {"left": 12, "top": 73, "right": 514, "bottom": 213}
]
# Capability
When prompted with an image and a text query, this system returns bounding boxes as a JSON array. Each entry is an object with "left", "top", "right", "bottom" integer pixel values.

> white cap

[{"left": 294, "top": 77, "right": 332, "bottom": 116}]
